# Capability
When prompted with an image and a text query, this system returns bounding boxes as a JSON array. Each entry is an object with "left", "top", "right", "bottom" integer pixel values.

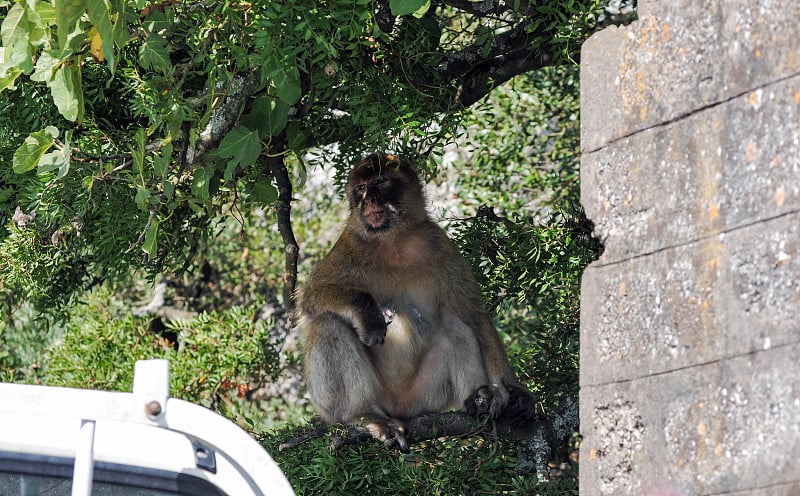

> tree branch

[
  {"left": 281, "top": 394, "right": 578, "bottom": 481},
  {"left": 266, "top": 143, "right": 300, "bottom": 314},
  {"left": 188, "top": 71, "right": 263, "bottom": 164},
  {"left": 438, "top": 19, "right": 560, "bottom": 107}
]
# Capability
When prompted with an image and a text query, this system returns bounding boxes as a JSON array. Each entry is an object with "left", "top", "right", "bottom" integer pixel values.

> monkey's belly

[
  {"left": 370, "top": 323, "right": 457, "bottom": 418},
  {"left": 378, "top": 346, "right": 454, "bottom": 418},
  {"left": 367, "top": 306, "right": 487, "bottom": 419}
]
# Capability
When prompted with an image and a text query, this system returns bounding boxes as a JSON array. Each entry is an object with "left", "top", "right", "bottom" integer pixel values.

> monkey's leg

[
  {"left": 437, "top": 313, "right": 502, "bottom": 414},
  {"left": 438, "top": 313, "right": 533, "bottom": 419},
  {"left": 304, "top": 313, "right": 409, "bottom": 450}
]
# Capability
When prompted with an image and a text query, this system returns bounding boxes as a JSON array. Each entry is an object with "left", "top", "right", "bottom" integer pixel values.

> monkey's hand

[{"left": 350, "top": 291, "right": 388, "bottom": 346}]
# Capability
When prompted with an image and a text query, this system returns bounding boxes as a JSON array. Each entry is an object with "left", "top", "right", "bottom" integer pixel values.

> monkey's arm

[{"left": 298, "top": 281, "right": 388, "bottom": 346}]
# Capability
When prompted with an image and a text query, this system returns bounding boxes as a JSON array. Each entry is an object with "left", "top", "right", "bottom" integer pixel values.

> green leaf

[
  {"left": 112, "top": 6, "right": 129, "bottom": 48},
  {"left": 152, "top": 144, "right": 171, "bottom": 177},
  {"left": 88, "top": 0, "right": 116, "bottom": 73},
  {"left": 55, "top": 0, "right": 85, "bottom": 50},
  {"left": 142, "top": 220, "right": 159, "bottom": 258},
  {"left": 48, "top": 63, "right": 83, "bottom": 122},
  {"left": 389, "top": 0, "right": 429, "bottom": 16},
  {"left": 191, "top": 165, "right": 215, "bottom": 201},
  {"left": 249, "top": 180, "right": 278, "bottom": 205},
  {"left": 240, "top": 97, "right": 289, "bottom": 137},
  {"left": 138, "top": 33, "right": 171, "bottom": 74},
  {"left": 130, "top": 128, "right": 145, "bottom": 173},
  {"left": 1, "top": 3, "right": 28, "bottom": 47},
  {"left": 264, "top": 62, "right": 301, "bottom": 105},
  {"left": 135, "top": 186, "right": 150, "bottom": 210},
  {"left": 13, "top": 129, "right": 55, "bottom": 174},
  {"left": 285, "top": 121, "right": 306, "bottom": 150},
  {"left": 218, "top": 126, "right": 262, "bottom": 180}
]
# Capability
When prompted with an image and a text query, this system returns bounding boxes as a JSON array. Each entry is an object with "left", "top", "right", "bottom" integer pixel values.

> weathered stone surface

[
  {"left": 581, "top": 212, "right": 800, "bottom": 386},
  {"left": 580, "top": 345, "right": 800, "bottom": 496},
  {"left": 581, "top": 0, "right": 800, "bottom": 152},
  {"left": 580, "top": 2, "right": 800, "bottom": 493},
  {"left": 582, "top": 74, "right": 800, "bottom": 265}
]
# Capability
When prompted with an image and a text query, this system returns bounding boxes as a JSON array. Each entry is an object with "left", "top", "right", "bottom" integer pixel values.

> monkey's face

[
  {"left": 346, "top": 154, "right": 423, "bottom": 237},
  {"left": 351, "top": 173, "right": 403, "bottom": 233}
]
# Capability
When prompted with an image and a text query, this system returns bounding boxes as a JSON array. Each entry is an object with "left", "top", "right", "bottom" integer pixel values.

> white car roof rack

[{"left": 0, "top": 359, "right": 295, "bottom": 496}]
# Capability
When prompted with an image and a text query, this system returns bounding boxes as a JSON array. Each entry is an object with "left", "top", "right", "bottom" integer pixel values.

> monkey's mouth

[
  {"left": 364, "top": 210, "right": 389, "bottom": 229},
  {"left": 362, "top": 204, "right": 391, "bottom": 231}
]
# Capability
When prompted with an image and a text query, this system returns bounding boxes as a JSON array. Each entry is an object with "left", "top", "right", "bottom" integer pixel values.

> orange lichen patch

[
  {"left": 794, "top": 90, "right": 800, "bottom": 103},
  {"left": 697, "top": 422, "right": 707, "bottom": 436},
  {"left": 714, "top": 444, "right": 724, "bottom": 456},
  {"left": 775, "top": 186, "right": 785, "bottom": 206},
  {"left": 619, "top": 281, "right": 628, "bottom": 295},
  {"left": 745, "top": 140, "right": 759, "bottom": 163},
  {"left": 755, "top": 48, "right": 763, "bottom": 58},
  {"left": 708, "top": 203, "right": 720, "bottom": 221},
  {"left": 589, "top": 448, "right": 598, "bottom": 461},
  {"left": 661, "top": 25, "right": 670, "bottom": 42},
  {"left": 748, "top": 90, "right": 762, "bottom": 108}
]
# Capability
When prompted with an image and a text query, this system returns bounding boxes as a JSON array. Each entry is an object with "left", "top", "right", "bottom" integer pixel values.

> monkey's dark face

[
  {"left": 346, "top": 154, "right": 425, "bottom": 238},
  {"left": 351, "top": 173, "right": 404, "bottom": 233}
]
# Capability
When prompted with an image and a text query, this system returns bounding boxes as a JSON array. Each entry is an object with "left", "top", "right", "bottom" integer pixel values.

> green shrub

[{"left": 39, "top": 287, "right": 285, "bottom": 430}]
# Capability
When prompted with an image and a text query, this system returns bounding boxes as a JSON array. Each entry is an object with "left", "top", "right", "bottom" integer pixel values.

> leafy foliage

[
  {"left": 0, "top": 0, "right": 609, "bottom": 313},
  {"left": 24, "top": 286, "right": 283, "bottom": 429},
  {"left": 265, "top": 431, "right": 578, "bottom": 495}
]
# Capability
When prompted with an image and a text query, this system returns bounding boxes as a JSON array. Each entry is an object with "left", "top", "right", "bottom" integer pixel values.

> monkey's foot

[
  {"left": 465, "top": 384, "right": 510, "bottom": 418},
  {"left": 363, "top": 414, "right": 409, "bottom": 452}
]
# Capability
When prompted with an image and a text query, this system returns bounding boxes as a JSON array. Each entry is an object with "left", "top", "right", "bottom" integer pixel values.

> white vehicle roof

[{"left": 0, "top": 360, "right": 295, "bottom": 496}]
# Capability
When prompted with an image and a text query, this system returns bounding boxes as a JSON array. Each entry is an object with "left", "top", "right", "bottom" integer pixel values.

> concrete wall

[{"left": 579, "top": 1, "right": 800, "bottom": 494}]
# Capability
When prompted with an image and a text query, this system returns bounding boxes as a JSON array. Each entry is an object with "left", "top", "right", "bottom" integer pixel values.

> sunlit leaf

[
  {"left": 1, "top": 3, "right": 28, "bottom": 47},
  {"left": 48, "top": 63, "right": 83, "bottom": 122},
  {"left": 13, "top": 129, "right": 54, "bottom": 174}
]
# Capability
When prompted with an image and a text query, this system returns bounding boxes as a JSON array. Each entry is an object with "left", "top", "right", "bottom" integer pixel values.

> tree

[{"left": 0, "top": 0, "right": 607, "bottom": 312}]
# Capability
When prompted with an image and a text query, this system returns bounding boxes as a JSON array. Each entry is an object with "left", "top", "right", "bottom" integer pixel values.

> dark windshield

[{"left": 0, "top": 451, "right": 226, "bottom": 496}]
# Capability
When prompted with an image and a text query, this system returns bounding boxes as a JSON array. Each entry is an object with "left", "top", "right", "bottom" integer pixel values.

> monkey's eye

[{"left": 354, "top": 184, "right": 367, "bottom": 193}]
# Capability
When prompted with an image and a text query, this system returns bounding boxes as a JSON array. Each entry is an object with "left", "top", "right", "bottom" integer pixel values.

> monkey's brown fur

[{"left": 296, "top": 153, "right": 536, "bottom": 450}]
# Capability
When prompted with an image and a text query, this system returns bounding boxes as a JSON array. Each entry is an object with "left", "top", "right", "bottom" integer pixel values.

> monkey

[{"left": 295, "top": 153, "right": 537, "bottom": 450}]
